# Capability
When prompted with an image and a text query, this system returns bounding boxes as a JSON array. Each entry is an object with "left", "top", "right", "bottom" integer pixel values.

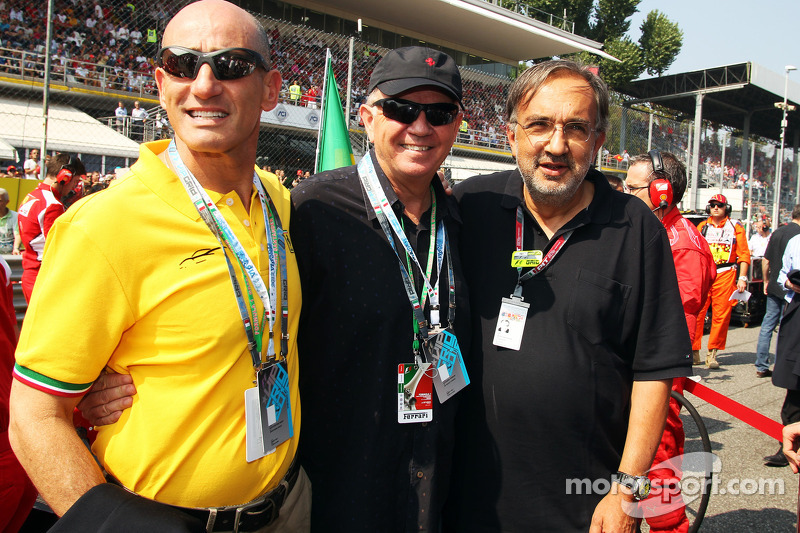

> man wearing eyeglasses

[
  {"left": 9, "top": 1, "right": 307, "bottom": 531},
  {"left": 625, "top": 151, "right": 715, "bottom": 533},
  {"left": 626, "top": 152, "right": 716, "bottom": 347},
  {"left": 290, "top": 47, "right": 471, "bottom": 530},
  {"left": 448, "top": 61, "right": 691, "bottom": 532},
  {"left": 693, "top": 194, "right": 751, "bottom": 369}
]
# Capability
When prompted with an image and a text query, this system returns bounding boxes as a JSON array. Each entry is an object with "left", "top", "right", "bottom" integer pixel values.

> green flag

[{"left": 316, "top": 55, "right": 354, "bottom": 173}]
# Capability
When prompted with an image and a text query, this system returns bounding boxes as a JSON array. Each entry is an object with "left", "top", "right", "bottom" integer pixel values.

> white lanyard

[
  {"left": 168, "top": 141, "right": 286, "bottom": 366},
  {"left": 357, "top": 155, "right": 450, "bottom": 334}
]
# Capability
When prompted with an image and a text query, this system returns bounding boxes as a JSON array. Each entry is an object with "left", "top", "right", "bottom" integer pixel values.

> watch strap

[{"left": 614, "top": 471, "right": 651, "bottom": 501}]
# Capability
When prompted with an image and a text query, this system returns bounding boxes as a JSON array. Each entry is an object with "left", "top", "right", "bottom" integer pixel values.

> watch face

[{"left": 636, "top": 476, "right": 652, "bottom": 500}]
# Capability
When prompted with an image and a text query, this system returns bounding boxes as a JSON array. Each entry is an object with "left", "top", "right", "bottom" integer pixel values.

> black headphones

[
  {"left": 705, "top": 197, "right": 732, "bottom": 216},
  {"left": 647, "top": 150, "right": 673, "bottom": 210}
]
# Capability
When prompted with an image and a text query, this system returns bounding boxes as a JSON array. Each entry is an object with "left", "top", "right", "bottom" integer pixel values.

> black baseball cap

[{"left": 369, "top": 46, "right": 463, "bottom": 106}]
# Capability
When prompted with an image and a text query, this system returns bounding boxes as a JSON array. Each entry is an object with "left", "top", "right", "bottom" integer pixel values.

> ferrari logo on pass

[{"left": 511, "top": 250, "right": 542, "bottom": 268}]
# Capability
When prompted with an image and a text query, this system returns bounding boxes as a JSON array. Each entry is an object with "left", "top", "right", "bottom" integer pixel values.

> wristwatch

[
  {"left": 614, "top": 471, "right": 651, "bottom": 501},
  {"left": 739, "top": 276, "right": 748, "bottom": 282}
]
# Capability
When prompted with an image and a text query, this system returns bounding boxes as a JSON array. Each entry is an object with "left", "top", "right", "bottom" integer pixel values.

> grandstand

[{"left": 1, "top": 0, "right": 797, "bottom": 223}]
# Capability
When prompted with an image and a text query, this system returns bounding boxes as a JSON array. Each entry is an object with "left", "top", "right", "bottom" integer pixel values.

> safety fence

[{"left": 0, "top": 0, "right": 795, "bottom": 220}]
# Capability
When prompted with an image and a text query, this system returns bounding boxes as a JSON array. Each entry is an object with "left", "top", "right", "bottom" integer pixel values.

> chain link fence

[
  {"left": 602, "top": 100, "right": 798, "bottom": 220},
  {"left": 0, "top": 0, "right": 795, "bottom": 219}
]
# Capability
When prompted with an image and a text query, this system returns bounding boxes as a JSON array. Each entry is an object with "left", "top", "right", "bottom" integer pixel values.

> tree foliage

[
  {"left": 510, "top": 0, "right": 684, "bottom": 87},
  {"left": 527, "top": 0, "right": 594, "bottom": 35},
  {"left": 590, "top": 0, "right": 639, "bottom": 43},
  {"left": 639, "top": 10, "right": 683, "bottom": 76},
  {"left": 596, "top": 37, "right": 645, "bottom": 87}
]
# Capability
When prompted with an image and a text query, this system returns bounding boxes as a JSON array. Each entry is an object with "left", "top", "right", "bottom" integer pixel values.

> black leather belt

[
  {"left": 173, "top": 460, "right": 300, "bottom": 532},
  {"left": 108, "top": 460, "right": 300, "bottom": 533}
]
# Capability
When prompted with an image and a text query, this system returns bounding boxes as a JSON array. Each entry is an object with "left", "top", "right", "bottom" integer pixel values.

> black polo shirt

[
  {"left": 290, "top": 150, "right": 470, "bottom": 532},
  {"left": 445, "top": 168, "right": 691, "bottom": 532},
  {"left": 764, "top": 222, "right": 800, "bottom": 299}
]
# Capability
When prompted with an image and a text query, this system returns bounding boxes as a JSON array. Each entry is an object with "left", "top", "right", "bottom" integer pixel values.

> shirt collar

[
  {"left": 660, "top": 206, "right": 682, "bottom": 228},
  {"left": 499, "top": 166, "right": 613, "bottom": 228},
  {"left": 132, "top": 140, "right": 259, "bottom": 222},
  {"left": 707, "top": 216, "right": 730, "bottom": 228},
  {"left": 363, "top": 148, "right": 460, "bottom": 225}
]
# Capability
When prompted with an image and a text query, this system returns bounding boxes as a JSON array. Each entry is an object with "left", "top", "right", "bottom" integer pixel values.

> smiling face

[
  {"left": 154, "top": 0, "right": 280, "bottom": 162},
  {"left": 361, "top": 87, "right": 461, "bottom": 189},
  {"left": 507, "top": 71, "right": 605, "bottom": 208}
]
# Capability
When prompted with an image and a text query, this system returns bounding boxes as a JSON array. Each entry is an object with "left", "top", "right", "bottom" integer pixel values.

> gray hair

[{"left": 505, "top": 60, "right": 609, "bottom": 133}]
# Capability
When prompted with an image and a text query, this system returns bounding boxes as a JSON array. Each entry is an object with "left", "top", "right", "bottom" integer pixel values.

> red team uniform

[
  {"left": 17, "top": 183, "right": 67, "bottom": 301},
  {"left": 0, "top": 257, "right": 37, "bottom": 530},
  {"left": 646, "top": 208, "right": 715, "bottom": 533}
]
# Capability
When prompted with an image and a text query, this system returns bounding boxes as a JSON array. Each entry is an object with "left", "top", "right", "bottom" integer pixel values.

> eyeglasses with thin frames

[{"left": 515, "top": 119, "right": 596, "bottom": 144}]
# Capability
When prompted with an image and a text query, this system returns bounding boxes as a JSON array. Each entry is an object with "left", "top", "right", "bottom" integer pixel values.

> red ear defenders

[
  {"left": 56, "top": 156, "right": 77, "bottom": 185},
  {"left": 648, "top": 150, "right": 673, "bottom": 210}
]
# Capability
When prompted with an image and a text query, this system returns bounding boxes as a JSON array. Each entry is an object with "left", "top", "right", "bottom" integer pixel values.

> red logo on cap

[{"left": 425, "top": 57, "right": 435, "bottom": 66}]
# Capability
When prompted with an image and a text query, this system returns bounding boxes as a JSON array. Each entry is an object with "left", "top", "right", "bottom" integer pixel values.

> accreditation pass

[{"left": 493, "top": 296, "right": 530, "bottom": 351}]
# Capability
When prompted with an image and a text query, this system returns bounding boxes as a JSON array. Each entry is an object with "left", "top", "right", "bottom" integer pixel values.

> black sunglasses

[
  {"left": 709, "top": 202, "right": 725, "bottom": 208},
  {"left": 157, "top": 46, "right": 269, "bottom": 81},
  {"left": 372, "top": 98, "right": 459, "bottom": 127}
]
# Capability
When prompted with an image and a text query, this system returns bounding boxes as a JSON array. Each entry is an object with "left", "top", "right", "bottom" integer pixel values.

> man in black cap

[
  {"left": 291, "top": 46, "right": 471, "bottom": 531},
  {"left": 78, "top": 45, "right": 470, "bottom": 530}
]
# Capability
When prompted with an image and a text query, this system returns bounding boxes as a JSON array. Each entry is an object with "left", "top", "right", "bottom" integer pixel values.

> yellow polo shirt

[{"left": 15, "top": 140, "right": 301, "bottom": 507}]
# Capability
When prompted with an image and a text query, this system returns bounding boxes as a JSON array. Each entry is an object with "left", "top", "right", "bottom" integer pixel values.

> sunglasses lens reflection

[
  {"left": 159, "top": 47, "right": 262, "bottom": 80},
  {"left": 378, "top": 99, "right": 458, "bottom": 127}
]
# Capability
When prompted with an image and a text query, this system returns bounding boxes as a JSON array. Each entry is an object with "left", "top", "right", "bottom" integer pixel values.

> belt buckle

[{"left": 232, "top": 490, "right": 281, "bottom": 533}]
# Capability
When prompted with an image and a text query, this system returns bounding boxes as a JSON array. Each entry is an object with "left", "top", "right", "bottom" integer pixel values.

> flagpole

[
  {"left": 345, "top": 36, "right": 354, "bottom": 132},
  {"left": 314, "top": 48, "right": 331, "bottom": 174}
]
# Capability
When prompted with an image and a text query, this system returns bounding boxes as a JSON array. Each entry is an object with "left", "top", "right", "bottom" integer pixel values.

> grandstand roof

[
  {"left": 0, "top": 138, "right": 16, "bottom": 160},
  {"left": 618, "top": 63, "right": 800, "bottom": 144},
  {"left": 0, "top": 99, "right": 140, "bottom": 158},
  {"left": 283, "top": 0, "right": 614, "bottom": 65}
]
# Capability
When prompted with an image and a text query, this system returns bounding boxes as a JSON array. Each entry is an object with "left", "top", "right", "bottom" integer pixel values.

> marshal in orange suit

[{"left": 694, "top": 194, "right": 750, "bottom": 368}]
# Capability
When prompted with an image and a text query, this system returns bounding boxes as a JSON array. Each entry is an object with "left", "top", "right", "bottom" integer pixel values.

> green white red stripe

[{"left": 13, "top": 363, "right": 93, "bottom": 397}]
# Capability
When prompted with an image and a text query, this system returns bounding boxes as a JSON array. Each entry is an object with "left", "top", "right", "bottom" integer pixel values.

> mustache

[{"left": 532, "top": 155, "right": 573, "bottom": 169}]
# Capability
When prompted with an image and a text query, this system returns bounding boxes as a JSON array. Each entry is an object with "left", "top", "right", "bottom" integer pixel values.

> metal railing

[
  {"left": 0, "top": 46, "right": 157, "bottom": 98},
  {"left": 482, "top": 0, "right": 575, "bottom": 33}
]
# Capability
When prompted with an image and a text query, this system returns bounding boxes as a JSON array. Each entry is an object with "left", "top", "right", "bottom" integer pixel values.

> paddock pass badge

[
  {"left": 511, "top": 250, "right": 542, "bottom": 268},
  {"left": 397, "top": 363, "right": 433, "bottom": 423},
  {"left": 493, "top": 296, "right": 530, "bottom": 351}
]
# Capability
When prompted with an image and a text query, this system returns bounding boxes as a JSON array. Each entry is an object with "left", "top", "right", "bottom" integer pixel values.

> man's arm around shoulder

[{"left": 9, "top": 380, "right": 106, "bottom": 516}]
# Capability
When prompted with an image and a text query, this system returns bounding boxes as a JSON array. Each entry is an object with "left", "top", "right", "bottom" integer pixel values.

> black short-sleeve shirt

[
  {"left": 290, "top": 150, "right": 470, "bottom": 532},
  {"left": 445, "top": 168, "right": 691, "bottom": 532}
]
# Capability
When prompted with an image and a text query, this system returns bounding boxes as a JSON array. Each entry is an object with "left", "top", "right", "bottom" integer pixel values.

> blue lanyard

[{"left": 168, "top": 141, "right": 289, "bottom": 369}]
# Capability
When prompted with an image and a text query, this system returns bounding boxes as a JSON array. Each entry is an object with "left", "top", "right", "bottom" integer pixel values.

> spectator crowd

[{"left": 0, "top": 0, "right": 514, "bottom": 148}]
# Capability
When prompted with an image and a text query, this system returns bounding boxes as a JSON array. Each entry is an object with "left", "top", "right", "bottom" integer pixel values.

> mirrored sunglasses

[
  {"left": 372, "top": 98, "right": 459, "bottom": 127},
  {"left": 157, "top": 46, "right": 269, "bottom": 81}
]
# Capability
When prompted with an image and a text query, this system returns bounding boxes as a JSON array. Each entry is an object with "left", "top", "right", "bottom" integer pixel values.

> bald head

[{"left": 162, "top": 0, "right": 269, "bottom": 58}]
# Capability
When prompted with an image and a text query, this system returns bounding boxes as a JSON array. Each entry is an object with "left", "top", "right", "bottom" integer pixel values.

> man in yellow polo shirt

[{"left": 8, "top": 1, "right": 307, "bottom": 531}]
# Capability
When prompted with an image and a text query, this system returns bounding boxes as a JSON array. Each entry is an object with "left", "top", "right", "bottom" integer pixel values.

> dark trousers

[{"left": 781, "top": 389, "right": 800, "bottom": 425}]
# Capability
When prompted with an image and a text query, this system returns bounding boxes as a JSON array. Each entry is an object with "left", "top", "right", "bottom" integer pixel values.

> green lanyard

[{"left": 402, "top": 188, "right": 437, "bottom": 353}]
